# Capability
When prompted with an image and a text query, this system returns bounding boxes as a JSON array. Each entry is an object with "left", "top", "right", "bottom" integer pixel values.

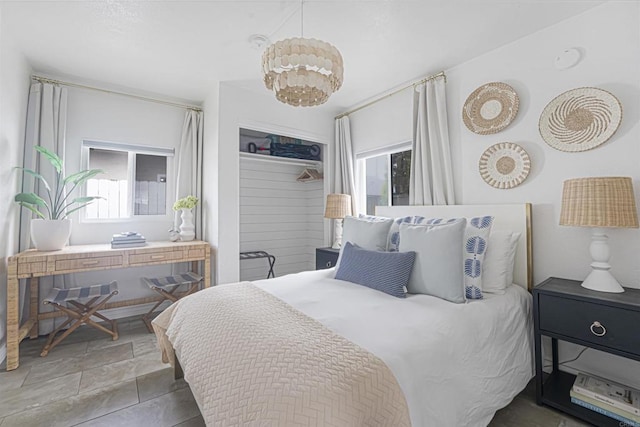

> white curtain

[
  {"left": 19, "top": 82, "right": 69, "bottom": 333},
  {"left": 410, "top": 77, "right": 455, "bottom": 205},
  {"left": 334, "top": 116, "right": 358, "bottom": 214},
  {"left": 175, "top": 109, "right": 204, "bottom": 238}
]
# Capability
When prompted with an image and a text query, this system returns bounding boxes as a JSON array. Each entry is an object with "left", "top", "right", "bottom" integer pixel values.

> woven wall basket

[
  {"left": 463, "top": 82, "right": 520, "bottom": 135},
  {"left": 539, "top": 87, "right": 622, "bottom": 152},
  {"left": 479, "top": 142, "right": 531, "bottom": 189}
]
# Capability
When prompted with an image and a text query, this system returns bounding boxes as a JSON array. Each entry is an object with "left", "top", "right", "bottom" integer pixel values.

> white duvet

[{"left": 255, "top": 268, "right": 534, "bottom": 427}]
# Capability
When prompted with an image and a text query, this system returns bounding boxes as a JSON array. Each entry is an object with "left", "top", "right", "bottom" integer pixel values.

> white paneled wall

[{"left": 239, "top": 157, "right": 324, "bottom": 281}]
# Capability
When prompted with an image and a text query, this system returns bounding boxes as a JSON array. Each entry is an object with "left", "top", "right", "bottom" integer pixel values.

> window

[
  {"left": 361, "top": 148, "right": 411, "bottom": 215},
  {"left": 82, "top": 141, "right": 174, "bottom": 220}
]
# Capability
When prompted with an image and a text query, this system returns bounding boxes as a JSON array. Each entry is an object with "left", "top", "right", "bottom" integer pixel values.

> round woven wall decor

[
  {"left": 479, "top": 142, "right": 531, "bottom": 189},
  {"left": 462, "top": 82, "right": 520, "bottom": 135},
  {"left": 539, "top": 87, "right": 622, "bottom": 152}
]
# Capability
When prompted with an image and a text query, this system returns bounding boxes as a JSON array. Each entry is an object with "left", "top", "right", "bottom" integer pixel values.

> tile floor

[{"left": 0, "top": 316, "right": 587, "bottom": 427}]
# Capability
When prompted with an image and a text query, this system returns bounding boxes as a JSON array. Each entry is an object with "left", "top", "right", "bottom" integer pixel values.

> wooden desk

[{"left": 6, "top": 240, "right": 211, "bottom": 371}]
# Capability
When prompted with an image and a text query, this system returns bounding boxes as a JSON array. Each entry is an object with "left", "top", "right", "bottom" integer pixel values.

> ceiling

[{"left": 2, "top": 1, "right": 605, "bottom": 111}]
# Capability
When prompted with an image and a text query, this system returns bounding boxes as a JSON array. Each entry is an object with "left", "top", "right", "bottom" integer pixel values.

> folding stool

[
  {"left": 41, "top": 281, "right": 119, "bottom": 357},
  {"left": 141, "top": 272, "right": 203, "bottom": 333}
]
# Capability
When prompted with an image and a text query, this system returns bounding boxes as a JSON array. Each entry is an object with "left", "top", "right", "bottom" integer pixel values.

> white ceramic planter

[
  {"left": 179, "top": 209, "right": 196, "bottom": 241},
  {"left": 31, "top": 219, "right": 72, "bottom": 251}
]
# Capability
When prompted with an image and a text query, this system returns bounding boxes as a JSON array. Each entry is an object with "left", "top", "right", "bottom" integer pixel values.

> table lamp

[
  {"left": 324, "top": 194, "right": 352, "bottom": 249},
  {"left": 559, "top": 177, "right": 639, "bottom": 293}
]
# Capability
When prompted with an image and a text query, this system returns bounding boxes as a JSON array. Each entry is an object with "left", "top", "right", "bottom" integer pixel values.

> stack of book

[
  {"left": 571, "top": 373, "right": 640, "bottom": 426},
  {"left": 111, "top": 232, "right": 146, "bottom": 249}
]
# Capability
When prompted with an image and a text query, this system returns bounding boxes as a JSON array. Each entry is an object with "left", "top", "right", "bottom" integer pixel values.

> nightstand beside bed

[
  {"left": 533, "top": 277, "right": 640, "bottom": 426},
  {"left": 315, "top": 247, "right": 340, "bottom": 270}
]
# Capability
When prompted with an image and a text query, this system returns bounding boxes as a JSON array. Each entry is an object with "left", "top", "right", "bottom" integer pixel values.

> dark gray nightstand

[
  {"left": 316, "top": 247, "right": 340, "bottom": 270},
  {"left": 533, "top": 277, "right": 640, "bottom": 426}
]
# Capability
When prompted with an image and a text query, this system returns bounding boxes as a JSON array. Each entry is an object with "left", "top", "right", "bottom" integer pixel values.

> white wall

[
  {"left": 58, "top": 85, "right": 187, "bottom": 311},
  {"left": 202, "top": 86, "right": 219, "bottom": 284},
  {"left": 447, "top": 1, "right": 640, "bottom": 290},
  {"left": 349, "top": 0, "right": 640, "bottom": 389},
  {"left": 215, "top": 83, "right": 335, "bottom": 284},
  {"left": 65, "top": 86, "right": 184, "bottom": 243},
  {"left": 0, "top": 12, "right": 32, "bottom": 363}
]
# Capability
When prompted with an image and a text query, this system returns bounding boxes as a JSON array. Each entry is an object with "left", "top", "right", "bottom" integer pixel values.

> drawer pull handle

[
  {"left": 151, "top": 255, "right": 166, "bottom": 260},
  {"left": 82, "top": 260, "right": 100, "bottom": 266},
  {"left": 590, "top": 321, "right": 606, "bottom": 337},
  {"left": 326, "top": 261, "right": 332, "bottom": 267}
]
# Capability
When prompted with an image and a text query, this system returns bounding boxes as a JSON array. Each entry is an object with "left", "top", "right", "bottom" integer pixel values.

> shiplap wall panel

[{"left": 240, "top": 157, "right": 324, "bottom": 281}]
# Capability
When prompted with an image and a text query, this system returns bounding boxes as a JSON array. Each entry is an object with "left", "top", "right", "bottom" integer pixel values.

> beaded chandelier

[
  {"left": 261, "top": 3, "right": 343, "bottom": 107},
  {"left": 262, "top": 38, "right": 343, "bottom": 107}
]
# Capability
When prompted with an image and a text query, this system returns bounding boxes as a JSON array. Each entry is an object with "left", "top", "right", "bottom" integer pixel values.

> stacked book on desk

[
  {"left": 111, "top": 232, "right": 146, "bottom": 249},
  {"left": 571, "top": 373, "right": 640, "bottom": 426}
]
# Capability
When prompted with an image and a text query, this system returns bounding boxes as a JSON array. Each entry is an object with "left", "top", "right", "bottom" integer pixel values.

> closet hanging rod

[
  {"left": 31, "top": 75, "right": 203, "bottom": 112},
  {"left": 335, "top": 71, "right": 446, "bottom": 120}
]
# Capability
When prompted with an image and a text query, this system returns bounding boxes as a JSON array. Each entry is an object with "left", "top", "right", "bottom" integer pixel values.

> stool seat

[
  {"left": 141, "top": 271, "right": 203, "bottom": 333},
  {"left": 41, "top": 281, "right": 119, "bottom": 357},
  {"left": 44, "top": 282, "right": 119, "bottom": 304},
  {"left": 142, "top": 272, "right": 203, "bottom": 290}
]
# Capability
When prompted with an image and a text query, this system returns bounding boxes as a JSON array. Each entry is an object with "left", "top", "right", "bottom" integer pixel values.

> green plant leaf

[
  {"left": 15, "top": 167, "right": 52, "bottom": 192},
  {"left": 64, "top": 169, "right": 103, "bottom": 185},
  {"left": 15, "top": 192, "right": 47, "bottom": 207},
  {"left": 73, "top": 196, "right": 103, "bottom": 203},
  {"left": 16, "top": 202, "right": 46, "bottom": 219},
  {"left": 34, "top": 146, "right": 63, "bottom": 173},
  {"left": 62, "top": 202, "right": 95, "bottom": 218}
]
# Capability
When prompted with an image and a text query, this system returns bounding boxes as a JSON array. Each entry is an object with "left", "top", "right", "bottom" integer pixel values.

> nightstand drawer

[
  {"left": 316, "top": 248, "right": 339, "bottom": 270},
  {"left": 538, "top": 293, "right": 640, "bottom": 355}
]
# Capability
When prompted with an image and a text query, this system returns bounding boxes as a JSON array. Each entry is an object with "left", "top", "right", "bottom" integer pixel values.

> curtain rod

[
  {"left": 335, "top": 71, "right": 446, "bottom": 120},
  {"left": 31, "top": 75, "right": 203, "bottom": 112}
]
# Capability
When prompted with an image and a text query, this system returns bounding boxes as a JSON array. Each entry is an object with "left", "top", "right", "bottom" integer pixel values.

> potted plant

[
  {"left": 173, "top": 195, "right": 199, "bottom": 241},
  {"left": 15, "top": 146, "right": 103, "bottom": 251}
]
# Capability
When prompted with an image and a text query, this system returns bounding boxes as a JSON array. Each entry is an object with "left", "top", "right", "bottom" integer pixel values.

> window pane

[
  {"left": 365, "top": 155, "right": 388, "bottom": 215},
  {"left": 391, "top": 150, "right": 411, "bottom": 206},
  {"left": 86, "top": 148, "right": 128, "bottom": 219},
  {"left": 134, "top": 154, "right": 167, "bottom": 215}
]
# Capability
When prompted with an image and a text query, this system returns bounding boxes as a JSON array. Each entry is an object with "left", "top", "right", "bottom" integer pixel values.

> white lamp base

[
  {"left": 331, "top": 219, "right": 344, "bottom": 249},
  {"left": 581, "top": 228, "right": 624, "bottom": 293}
]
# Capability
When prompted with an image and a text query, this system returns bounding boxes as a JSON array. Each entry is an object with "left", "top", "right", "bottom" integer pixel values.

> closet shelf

[{"left": 239, "top": 152, "right": 322, "bottom": 168}]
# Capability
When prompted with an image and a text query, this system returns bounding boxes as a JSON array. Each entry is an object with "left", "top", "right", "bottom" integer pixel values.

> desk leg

[
  {"left": 29, "top": 278, "right": 39, "bottom": 339},
  {"left": 6, "top": 258, "right": 20, "bottom": 371}
]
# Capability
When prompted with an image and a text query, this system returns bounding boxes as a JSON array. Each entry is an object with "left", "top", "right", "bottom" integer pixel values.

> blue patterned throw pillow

[
  {"left": 335, "top": 242, "right": 415, "bottom": 298},
  {"left": 463, "top": 216, "right": 494, "bottom": 299}
]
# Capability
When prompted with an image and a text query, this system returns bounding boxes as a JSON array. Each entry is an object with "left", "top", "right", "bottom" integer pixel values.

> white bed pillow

[
  {"left": 399, "top": 218, "right": 467, "bottom": 303},
  {"left": 482, "top": 231, "right": 521, "bottom": 294},
  {"left": 337, "top": 215, "right": 394, "bottom": 270}
]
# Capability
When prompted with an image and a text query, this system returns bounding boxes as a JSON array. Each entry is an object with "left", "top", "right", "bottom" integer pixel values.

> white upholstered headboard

[{"left": 375, "top": 204, "right": 533, "bottom": 291}]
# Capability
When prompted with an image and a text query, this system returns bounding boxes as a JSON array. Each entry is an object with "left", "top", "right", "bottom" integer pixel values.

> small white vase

[
  {"left": 31, "top": 219, "right": 72, "bottom": 251},
  {"left": 179, "top": 209, "right": 195, "bottom": 241}
]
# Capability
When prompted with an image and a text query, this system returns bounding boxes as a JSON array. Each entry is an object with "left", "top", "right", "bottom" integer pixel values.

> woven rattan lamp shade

[
  {"left": 324, "top": 194, "right": 352, "bottom": 219},
  {"left": 560, "top": 177, "right": 639, "bottom": 228}
]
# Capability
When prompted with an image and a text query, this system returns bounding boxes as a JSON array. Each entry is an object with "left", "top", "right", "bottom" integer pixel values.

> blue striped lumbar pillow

[{"left": 335, "top": 242, "right": 416, "bottom": 298}]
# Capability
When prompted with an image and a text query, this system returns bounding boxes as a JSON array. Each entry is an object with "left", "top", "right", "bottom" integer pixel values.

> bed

[{"left": 154, "top": 204, "right": 534, "bottom": 427}]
